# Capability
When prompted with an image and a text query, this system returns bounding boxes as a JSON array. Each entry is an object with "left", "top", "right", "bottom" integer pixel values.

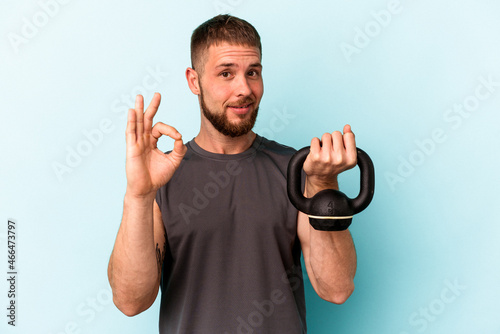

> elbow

[
  {"left": 113, "top": 296, "right": 149, "bottom": 317},
  {"left": 118, "top": 306, "right": 143, "bottom": 318},
  {"left": 320, "top": 281, "right": 355, "bottom": 305},
  {"left": 110, "top": 284, "right": 157, "bottom": 317},
  {"left": 108, "top": 267, "right": 158, "bottom": 317},
  {"left": 327, "top": 290, "right": 353, "bottom": 305},
  {"left": 116, "top": 304, "right": 140, "bottom": 317}
]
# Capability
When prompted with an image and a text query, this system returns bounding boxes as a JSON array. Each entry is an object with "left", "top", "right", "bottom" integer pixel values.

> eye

[
  {"left": 220, "top": 71, "right": 231, "bottom": 78},
  {"left": 248, "top": 69, "right": 262, "bottom": 78}
]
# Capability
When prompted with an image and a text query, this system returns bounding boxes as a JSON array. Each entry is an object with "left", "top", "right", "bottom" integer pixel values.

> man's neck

[{"left": 194, "top": 124, "right": 256, "bottom": 155}]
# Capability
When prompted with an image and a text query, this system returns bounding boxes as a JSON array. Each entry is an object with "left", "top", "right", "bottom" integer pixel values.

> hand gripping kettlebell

[{"left": 287, "top": 147, "right": 375, "bottom": 231}]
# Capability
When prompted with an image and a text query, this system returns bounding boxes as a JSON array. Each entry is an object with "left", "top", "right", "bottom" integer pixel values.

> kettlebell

[{"left": 287, "top": 147, "right": 375, "bottom": 231}]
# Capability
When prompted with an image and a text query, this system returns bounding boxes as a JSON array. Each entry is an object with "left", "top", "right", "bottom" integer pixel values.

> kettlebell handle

[{"left": 287, "top": 146, "right": 375, "bottom": 217}]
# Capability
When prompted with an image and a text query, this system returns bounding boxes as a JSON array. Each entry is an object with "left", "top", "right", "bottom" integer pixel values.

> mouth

[{"left": 228, "top": 102, "right": 253, "bottom": 115}]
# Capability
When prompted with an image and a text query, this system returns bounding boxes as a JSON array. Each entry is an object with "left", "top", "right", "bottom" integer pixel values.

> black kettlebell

[{"left": 287, "top": 147, "right": 375, "bottom": 231}]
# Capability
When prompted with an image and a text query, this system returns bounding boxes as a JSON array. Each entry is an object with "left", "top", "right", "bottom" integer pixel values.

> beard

[{"left": 200, "top": 85, "right": 259, "bottom": 138}]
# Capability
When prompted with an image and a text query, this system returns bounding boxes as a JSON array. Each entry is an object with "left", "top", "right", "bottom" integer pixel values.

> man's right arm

[{"left": 107, "top": 93, "right": 186, "bottom": 316}]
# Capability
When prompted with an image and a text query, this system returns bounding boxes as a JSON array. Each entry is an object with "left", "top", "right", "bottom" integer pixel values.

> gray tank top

[{"left": 156, "top": 135, "right": 306, "bottom": 333}]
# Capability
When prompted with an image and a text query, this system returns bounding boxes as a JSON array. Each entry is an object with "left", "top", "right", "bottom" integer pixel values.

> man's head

[
  {"left": 190, "top": 14, "right": 262, "bottom": 77},
  {"left": 186, "top": 15, "right": 264, "bottom": 138}
]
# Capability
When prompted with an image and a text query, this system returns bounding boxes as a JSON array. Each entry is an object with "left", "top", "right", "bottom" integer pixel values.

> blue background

[{"left": 1, "top": 0, "right": 499, "bottom": 333}]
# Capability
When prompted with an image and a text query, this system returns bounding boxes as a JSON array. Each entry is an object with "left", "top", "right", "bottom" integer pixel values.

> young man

[{"left": 108, "top": 14, "right": 357, "bottom": 333}]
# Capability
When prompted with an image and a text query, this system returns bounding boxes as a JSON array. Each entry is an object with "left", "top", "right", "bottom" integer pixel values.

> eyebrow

[{"left": 215, "top": 63, "right": 262, "bottom": 69}]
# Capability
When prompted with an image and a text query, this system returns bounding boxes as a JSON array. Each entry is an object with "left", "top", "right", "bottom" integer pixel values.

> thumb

[{"left": 169, "top": 137, "right": 187, "bottom": 164}]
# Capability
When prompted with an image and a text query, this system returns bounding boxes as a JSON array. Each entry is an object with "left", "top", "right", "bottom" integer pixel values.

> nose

[{"left": 234, "top": 75, "right": 252, "bottom": 97}]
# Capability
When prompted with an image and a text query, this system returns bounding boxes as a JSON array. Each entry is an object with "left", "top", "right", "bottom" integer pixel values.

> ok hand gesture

[{"left": 125, "top": 93, "right": 187, "bottom": 199}]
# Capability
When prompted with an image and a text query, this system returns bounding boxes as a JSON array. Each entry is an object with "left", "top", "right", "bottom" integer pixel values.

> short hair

[{"left": 190, "top": 14, "right": 262, "bottom": 75}]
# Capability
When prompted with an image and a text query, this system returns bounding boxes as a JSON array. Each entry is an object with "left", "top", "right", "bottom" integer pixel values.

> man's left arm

[{"left": 297, "top": 125, "right": 357, "bottom": 304}]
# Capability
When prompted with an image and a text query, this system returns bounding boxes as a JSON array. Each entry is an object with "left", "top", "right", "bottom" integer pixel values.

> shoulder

[
  {"left": 253, "top": 135, "right": 297, "bottom": 175},
  {"left": 256, "top": 135, "right": 297, "bottom": 157}
]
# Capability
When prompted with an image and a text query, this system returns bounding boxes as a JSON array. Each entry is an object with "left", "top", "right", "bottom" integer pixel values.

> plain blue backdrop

[{"left": 1, "top": 0, "right": 499, "bottom": 333}]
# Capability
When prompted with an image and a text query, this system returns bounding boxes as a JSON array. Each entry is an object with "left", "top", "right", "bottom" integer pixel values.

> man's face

[{"left": 197, "top": 42, "right": 263, "bottom": 137}]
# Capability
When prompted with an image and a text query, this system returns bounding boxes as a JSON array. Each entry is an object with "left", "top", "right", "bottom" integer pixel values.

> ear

[{"left": 186, "top": 67, "right": 200, "bottom": 95}]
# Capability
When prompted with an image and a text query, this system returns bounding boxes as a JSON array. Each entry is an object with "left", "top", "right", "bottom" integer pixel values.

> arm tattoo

[
  {"left": 155, "top": 243, "right": 162, "bottom": 278},
  {"left": 155, "top": 229, "right": 168, "bottom": 278}
]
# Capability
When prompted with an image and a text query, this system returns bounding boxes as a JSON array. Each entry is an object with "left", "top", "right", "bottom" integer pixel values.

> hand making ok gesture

[{"left": 125, "top": 93, "right": 187, "bottom": 198}]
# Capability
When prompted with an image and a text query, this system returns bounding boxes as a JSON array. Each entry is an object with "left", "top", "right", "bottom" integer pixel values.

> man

[{"left": 108, "top": 14, "right": 357, "bottom": 333}]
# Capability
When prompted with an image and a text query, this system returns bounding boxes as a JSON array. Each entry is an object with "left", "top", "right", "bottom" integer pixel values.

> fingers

[
  {"left": 320, "top": 132, "right": 333, "bottom": 155},
  {"left": 309, "top": 137, "right": 322, "bottom": 160},
  {"left": 331, "top": 131, "right": 343, "bottom": 154},
  {"left": 126, "top": 108, "right": 137, "bottom": 144},
  {"left": 135, "top": 94, "right": 144, "bottom": 113},
  {"left": 151, "top": 122, "right": 183, "bottom": 141},
  {"left": 126, "top": 93, "right": 163, "bottom": 142},
  {"left": 313, "top": 132, "right": 344, "bottom": 166},
  {"left": 151, "top": 122, "right": 187, "bottom": 163},
  {"left": 342, "top": 124, "right": 357, "bottom": 163},
  {"left": 144, "top": 92, "right": 162, "bottom": 134},
  {"left": 343, "top": 124, "right": 352, "bottom": 134},
  {"left": 308, "top": 125, "right": 357, "bottom": 169},
  {"left": 311, "top": 130, "right": 351, "bottom": 154},
  {"left": 171, "top": 136, "right": 188, "bottom": 160},
  {"left": 134, "top": 95, "right": 145, "bottom": 138}
]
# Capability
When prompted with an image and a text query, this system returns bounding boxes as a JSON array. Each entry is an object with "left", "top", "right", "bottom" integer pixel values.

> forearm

[
  {"left": 108, "top": 192, "right": 159, "bottom": 314},
  {"left": 304, "top": 178, "right": 357, "bottom": 303},
  {"left": 307, "top": 222, "right": 356, "bottom": 302}
]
